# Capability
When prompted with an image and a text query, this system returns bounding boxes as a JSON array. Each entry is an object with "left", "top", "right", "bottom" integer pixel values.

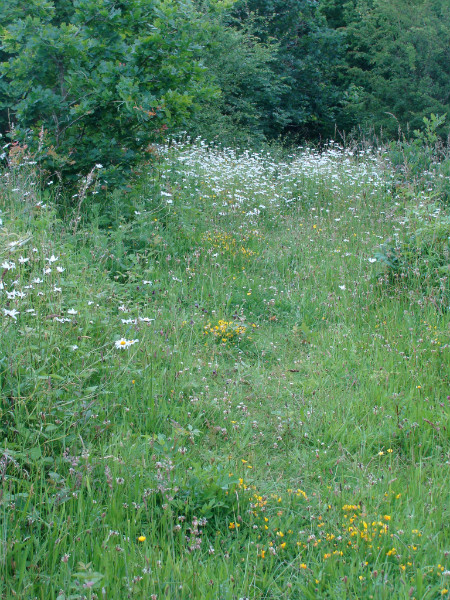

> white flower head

[
  {"left": 115, "top": 338, "right": 139, "bottom": 349},
  {"left": 67, "top": 308, "right": 78, "bottom": 315},
  {"left": 1, "top": 261, "right": 16, "bottom": 270},
  {"left": 3, "top": 308, "right": 19, "bottom": 320},
  {"left": 46, "top": 254, "right": 58, "bottom": 263}
]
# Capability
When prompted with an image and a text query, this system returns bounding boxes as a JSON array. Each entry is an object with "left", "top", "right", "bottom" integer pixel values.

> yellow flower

[
  {"left": 300, "top": 563, "right": 307, "bottom": 569},
  {"left": 138, "top": 535, "right": 146, "bottom": 542}
]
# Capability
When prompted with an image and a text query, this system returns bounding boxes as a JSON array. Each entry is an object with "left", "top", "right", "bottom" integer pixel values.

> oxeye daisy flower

[
  {"left": 1, "top": 261, "right": 16, "bottom": 270},
  {"left": 115, "top": 338, "right": 139, "bottom": 349}
]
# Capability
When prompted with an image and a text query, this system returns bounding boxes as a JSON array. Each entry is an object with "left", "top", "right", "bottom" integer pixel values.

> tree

[
  {"left": 230, "top": 0, "right": 346, "bottom": 139},
  {"left": 0, "top": 0, "right": 214, "bottom": 185},
  {"left": 189, "top": 1, "right": 288, "bottom": 144},
  {"left": 336, "top": 0, "right": 450, "bottom": 135}
]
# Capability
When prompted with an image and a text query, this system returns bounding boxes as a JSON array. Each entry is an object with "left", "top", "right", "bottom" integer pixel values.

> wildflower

[
  {"left": 18, "top": 256, "right": 29, "bottom": 264},
  {"left": 300, "top": 563, "right": 307, "bottom": 569},
  {"left": 1, "top": 261, "right": 15, "bottom": 270},
  {"left": 3, "top": 308, "right": 19, "bottom": 320},
  {"left": 67, "top": 309, "right": 78, "bottom": 315},
  {"left": 138, "top": 535, "right": 146, "bottom": 542},
  {"left": 115, "top": 338, "right": 138, "bottom": 349},
  {"left": 46, "top": 254, "right": 58, "bottom": 263}
]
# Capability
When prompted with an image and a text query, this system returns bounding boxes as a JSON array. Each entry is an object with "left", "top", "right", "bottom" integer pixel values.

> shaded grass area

[{"left": 1, "top": 142, "right": 450, "bottom": 599}]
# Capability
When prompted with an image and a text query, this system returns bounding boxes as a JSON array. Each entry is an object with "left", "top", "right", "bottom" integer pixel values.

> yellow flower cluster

[
  {"left": 204, "top": 319, "right": 247, "bottom": 342},
  {"left": 202, "top": 230, "right": 259, "bottom": 258}
]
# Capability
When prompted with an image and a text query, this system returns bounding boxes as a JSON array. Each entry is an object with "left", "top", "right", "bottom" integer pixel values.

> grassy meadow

[{"left": 1, "top": 139, "right": 450, "bottom": 599}]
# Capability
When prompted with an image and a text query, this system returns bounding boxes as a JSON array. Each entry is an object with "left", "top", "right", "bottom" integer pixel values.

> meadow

[{"left": 1, "top": 137, "right": 450, "bottom": 599}]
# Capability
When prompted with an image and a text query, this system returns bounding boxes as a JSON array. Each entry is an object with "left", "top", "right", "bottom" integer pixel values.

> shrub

[{"left": 0, "top": 0, "right": 214, "bottom": 188}]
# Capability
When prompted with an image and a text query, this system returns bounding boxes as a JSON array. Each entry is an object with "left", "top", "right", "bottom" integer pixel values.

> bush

[
  {"left": 375, "top": 200, "right": 450, "bottom": 305},
  {"left": 0, "top": 0, "right": 214, "bottom": 188}
]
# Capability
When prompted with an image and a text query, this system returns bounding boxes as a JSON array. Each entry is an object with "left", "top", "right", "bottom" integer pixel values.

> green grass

[{"left": 1, "top": 141, "right": 450, "bottom": 599}]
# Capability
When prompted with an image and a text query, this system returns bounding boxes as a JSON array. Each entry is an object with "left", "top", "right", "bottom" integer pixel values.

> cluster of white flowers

[{"left": 158, "top": 138, "right": 391, "bottom": 221}]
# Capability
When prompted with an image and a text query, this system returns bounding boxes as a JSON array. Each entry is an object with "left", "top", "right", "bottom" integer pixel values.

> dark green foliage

[
  {"left": 333, "top": 0, "right": 450, "bottom": 135},
  {"left": 188, "top": 15, "right": 287, "bottom": 144},
  {"left": 0, "top": 0, "right": 213, "bottom": 185},
  {"left": 230, "top": 0, "right": 345, "bottom": 139}
]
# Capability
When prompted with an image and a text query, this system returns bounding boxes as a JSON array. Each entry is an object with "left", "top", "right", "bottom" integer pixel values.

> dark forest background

[{"left": 1, "top": 0, "right": 449, "bottom": 183}]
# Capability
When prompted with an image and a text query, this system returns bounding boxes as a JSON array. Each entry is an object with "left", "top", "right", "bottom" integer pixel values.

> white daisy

[
  {"left": 1, "top": 261, "right": 16, "bottom": 270},
  {"left": 115, "top": 338, "right": 139, "bottom": 349},
  {"left": 3, "top": 308, "right": 19, "bottom": 320}
]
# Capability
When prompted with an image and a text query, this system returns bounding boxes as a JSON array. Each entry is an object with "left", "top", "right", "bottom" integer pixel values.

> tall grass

[{"left": 1, "top": 138, "right": 449, "bottom": 599}]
